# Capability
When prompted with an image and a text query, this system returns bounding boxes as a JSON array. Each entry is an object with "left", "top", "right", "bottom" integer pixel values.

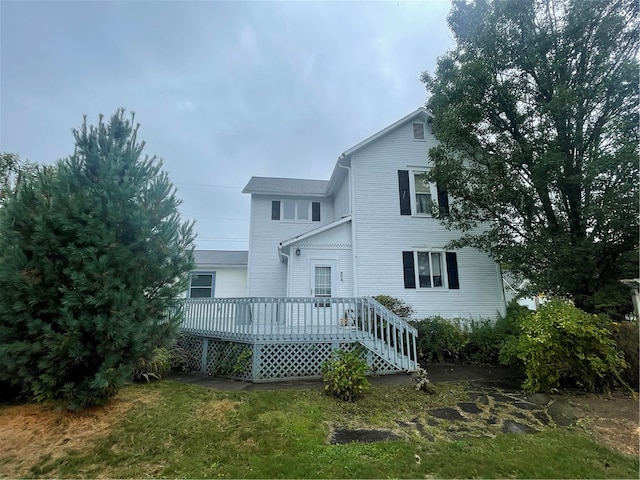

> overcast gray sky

[{"left": 1, "top": 0, "right": 454, "bottom": 250}]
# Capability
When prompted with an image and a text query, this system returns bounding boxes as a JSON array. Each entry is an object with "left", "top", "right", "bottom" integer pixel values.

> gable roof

[
  {"left": 338, "top": 107, "right": 432, "bottom": 159},
  {"left": 280, "top": 215, "right": 352, "bottom": 248},
  {"left": 326, "top": 107, "right": 432, "bottom": 195},
  {"left": 278, "top": 216, "right": 352, "bottom": 261},
  {"left": 242, "top": 176, "right": 329, "bottom": 197},
  {"left": 193, "top": 250, "right": 248, "bottom": 267},
  {"left": 242, "top": 108, "right": 433, "bottom": 198}
]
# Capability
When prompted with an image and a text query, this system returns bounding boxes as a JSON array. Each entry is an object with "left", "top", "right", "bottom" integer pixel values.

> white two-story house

[{"left": 242, "top": 107, "right": 506, "bottom": 320}]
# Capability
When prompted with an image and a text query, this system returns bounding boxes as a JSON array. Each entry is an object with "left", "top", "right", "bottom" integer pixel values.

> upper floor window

[
  {"left": 413, "top": 172, "right": 436, "bottom": 214},
  {"left": 272, "top": 200, "right": 320, "bottom": 222},
  {"left": 398, "top": 170, "right": 449, "bottom": 216},
  {"left": 412, "top": 122, "right": 425, "bottom": 140},
  {"left": 189, "top": 273, "right": 215, "bottom": 298}
]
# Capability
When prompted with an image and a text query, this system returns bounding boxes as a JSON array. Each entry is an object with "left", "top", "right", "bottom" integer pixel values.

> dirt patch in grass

[
  {"left": 196, "top": 398, "right": 239, "bottom": 422},
  {"left": 569, "top": 391, "right": 639, "bottom": 458},
  {"left": 0, "top": 388, "right": 159, "bottom": 478}
]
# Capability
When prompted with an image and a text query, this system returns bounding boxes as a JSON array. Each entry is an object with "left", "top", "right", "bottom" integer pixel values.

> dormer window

[{"left": 412, "top": 122, "right": 425, "bottom": 140}]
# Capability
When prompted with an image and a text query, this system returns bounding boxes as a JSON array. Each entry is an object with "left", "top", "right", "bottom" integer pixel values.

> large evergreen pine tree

[{"left": 0, "top": 110, "right": 195, "bottom": 410}]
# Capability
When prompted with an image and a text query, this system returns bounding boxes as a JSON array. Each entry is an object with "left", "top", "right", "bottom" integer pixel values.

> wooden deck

[{"left": 178, "top": 296, "right": 418, "bottom": 381}]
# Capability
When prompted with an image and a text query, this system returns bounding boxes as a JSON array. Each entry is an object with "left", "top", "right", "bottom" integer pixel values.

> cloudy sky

[{"left": 1, "top": 0, "right": 454, "bottom": 250}]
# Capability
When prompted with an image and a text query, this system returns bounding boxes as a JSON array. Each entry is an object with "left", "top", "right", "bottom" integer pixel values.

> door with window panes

[{"left": 309, "top": 260, "right": 336, "bottom": 328}]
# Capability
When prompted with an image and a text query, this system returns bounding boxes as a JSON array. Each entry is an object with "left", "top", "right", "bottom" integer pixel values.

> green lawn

[{"left": 8, "top": 380, "right": 639, "bottom": 479}]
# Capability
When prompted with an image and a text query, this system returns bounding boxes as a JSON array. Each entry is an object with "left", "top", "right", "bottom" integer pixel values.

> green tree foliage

[
  {"left": 0, "top": 152, "right": 38, "bottom": 206},
  {"left": 422, "top": 0, "right": 639, "bottom": 314},
  {"left": 0, "top": 110, "right": 195, "bottom": 410}
]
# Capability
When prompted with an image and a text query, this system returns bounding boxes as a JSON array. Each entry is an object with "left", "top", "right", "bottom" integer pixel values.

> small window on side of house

[
  {"left": 189, "top": 273, "right": 215, "bottom": 298},
  {"left": 413, "top": 122, "right": 425, "bottom": 140}
]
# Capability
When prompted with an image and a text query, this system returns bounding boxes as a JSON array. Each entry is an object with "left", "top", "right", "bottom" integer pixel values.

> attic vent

[{"left": 413, "top": 123, "right": 425, "bottom": 140}]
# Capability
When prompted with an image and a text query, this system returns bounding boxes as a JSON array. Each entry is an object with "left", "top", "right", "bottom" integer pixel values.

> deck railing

[{"left": 180, "top": 296, "right": 418, "bottom": 370}]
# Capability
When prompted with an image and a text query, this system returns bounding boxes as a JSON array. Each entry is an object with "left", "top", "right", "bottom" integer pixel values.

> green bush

[
  {"left": 462, "top": 319, "right": 502, "bottom": 364},
  {"left": 497, "top": 302, "right": 533, "bottom": 371},
  {"left": 609, "top": 320, "right": 639, "bottom": 390},
  {"left": 321, "top": 347, "right": 370, "bottom": 402},
  {"left": 373, "top": 295, "right": 414, "bottom": 319},
  {"left": 410, "top": 316, "right": 468, "bottom": 363},
  {"left": 511, "top": 300, "right": 626, "bottom": 392},
  {"left": 132, "top": 347, "right": 172, "bottom": 382}
]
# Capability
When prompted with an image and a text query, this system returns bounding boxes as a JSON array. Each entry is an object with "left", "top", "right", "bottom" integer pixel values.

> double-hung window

[
  {"left": 398, "top": 170, "right": 449, "bottom": 216},
  {"left": 189, "top": 273, "right": 215, "bottom": 298},
  {"left": 413, "top": 172, "right": 435, "bottom": 214},
  {"left": 402, "top": 251, "right": 459, "bottom": 290}
]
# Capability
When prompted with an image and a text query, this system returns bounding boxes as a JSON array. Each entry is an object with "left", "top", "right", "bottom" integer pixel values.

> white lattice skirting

[{"left": 177, "top": 334, "right": 401, "bottom": 382}]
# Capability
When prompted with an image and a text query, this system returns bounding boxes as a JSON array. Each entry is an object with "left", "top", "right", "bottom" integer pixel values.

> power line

[
  {"left": 175, "top": 182, "right": 243, "bottom": 189},
  {"left": 186, "top": 215, "right": 249, "bottom": 221}
]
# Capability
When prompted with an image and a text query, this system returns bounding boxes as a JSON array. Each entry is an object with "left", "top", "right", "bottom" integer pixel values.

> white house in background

[
  {"left": 241, "top": 107, "right": 507, "bottom": 319},
  {"left": 188, "top": 250, "right": 248, "bottom": 298}
]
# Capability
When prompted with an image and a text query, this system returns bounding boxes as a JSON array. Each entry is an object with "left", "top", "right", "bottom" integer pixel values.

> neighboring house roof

[
  {"left": 242, "top": 176, "right": 329, "bottom": 197},
  {"left": 193, "top": 250, "right": 248, "bottom": 267}
]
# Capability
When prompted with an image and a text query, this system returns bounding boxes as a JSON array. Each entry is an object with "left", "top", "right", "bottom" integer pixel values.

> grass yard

[{"left": 0, "top": 380, "right": 638, "bottom": 479}]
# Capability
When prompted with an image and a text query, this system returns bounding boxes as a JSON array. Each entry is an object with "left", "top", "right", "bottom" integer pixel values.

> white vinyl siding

[
  {"left": 247, "top": 194, "right": 334, "bottom": 297},
  {"left": 351, "top": 120, "right": 505, "bottom": 319}
]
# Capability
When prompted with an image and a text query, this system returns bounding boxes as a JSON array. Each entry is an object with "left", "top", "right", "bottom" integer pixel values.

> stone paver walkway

[{"left": 168, "top": 364, "right": 578, "bottom": 444}]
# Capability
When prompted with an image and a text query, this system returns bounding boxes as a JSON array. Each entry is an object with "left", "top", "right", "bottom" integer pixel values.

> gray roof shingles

[
  {"left": 193, "top": 250, "right": 248, "bottom": 267},
  {"left": 242, "top": 176, "right": 329, "bottom": 196}
]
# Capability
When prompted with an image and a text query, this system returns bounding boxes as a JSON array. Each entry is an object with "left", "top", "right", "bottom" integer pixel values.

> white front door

[{"left": 309, "top": 260, "right": 336, "bottom": 302}]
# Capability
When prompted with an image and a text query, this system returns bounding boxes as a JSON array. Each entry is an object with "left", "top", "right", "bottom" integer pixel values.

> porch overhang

[{"left": 278, "top": 215, "right": 352, "bottom": 262}]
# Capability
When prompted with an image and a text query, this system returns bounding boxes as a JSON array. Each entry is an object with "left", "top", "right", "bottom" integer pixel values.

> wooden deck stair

[{"left": 179, "top": 296, "right": 418, "bottom": 380}]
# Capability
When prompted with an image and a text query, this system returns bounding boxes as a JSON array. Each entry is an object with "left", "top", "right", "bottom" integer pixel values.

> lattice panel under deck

[
  {"left": 206, "top": 340, "right": 253, "bottom": 381},
  {"left": 255, "top": 342, "right": 334, "bottom": 380},
  {"left": 179, "top": 335, "right": 402, "bottom": 381},
  {"left": 177, "top": 335, "right": 205, "bottom": 372}
]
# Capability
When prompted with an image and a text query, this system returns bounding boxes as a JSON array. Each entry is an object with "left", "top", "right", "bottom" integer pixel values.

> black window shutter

[
  {"left": 437, "top": 184, "right": 449, "bottom": 215},
  {"left": 398, "top": 170, "right": 411, "bottom": 215},
  {"left": 446, "top": 252, "right": 459, "bottom": 289},
  {"left": 402, "top": 251, "right": 416, "bottom": 289},
  {"left": 312, "top": 202, "right": 321, "bottom": 221},
  {"left": 271, "top": 200, "right": 280, "bottom": 220}
]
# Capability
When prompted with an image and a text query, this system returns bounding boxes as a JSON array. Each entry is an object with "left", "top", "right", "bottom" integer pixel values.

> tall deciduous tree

[
  {"left": 0, "top": 110, "right": 195, "bottom": 410},
  {"left": 422, "top": 0, "right": 639, "bottom": 315}
]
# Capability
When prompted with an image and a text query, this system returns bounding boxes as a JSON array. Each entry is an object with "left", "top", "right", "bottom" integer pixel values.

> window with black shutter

[
  {"left": 445, "top": 252, "right": 460, "bottom": 289},
  {"left": 437, "top": 184, "right": 449, "bottom": 215},
  {"left": 271, "top": 200, "right": 280, "bottom": 220},
  {"left": 312, "top": 202, "right": 321, "bottom": 221},
  {"left": 398, "top": 170, "right": 411, "bottom": 216},
  {"left": 402, "top": 251, "right": 416, "bottom": 289},
  {"left": 403, "top": 251, "right": 460, "bottom": 289}
]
